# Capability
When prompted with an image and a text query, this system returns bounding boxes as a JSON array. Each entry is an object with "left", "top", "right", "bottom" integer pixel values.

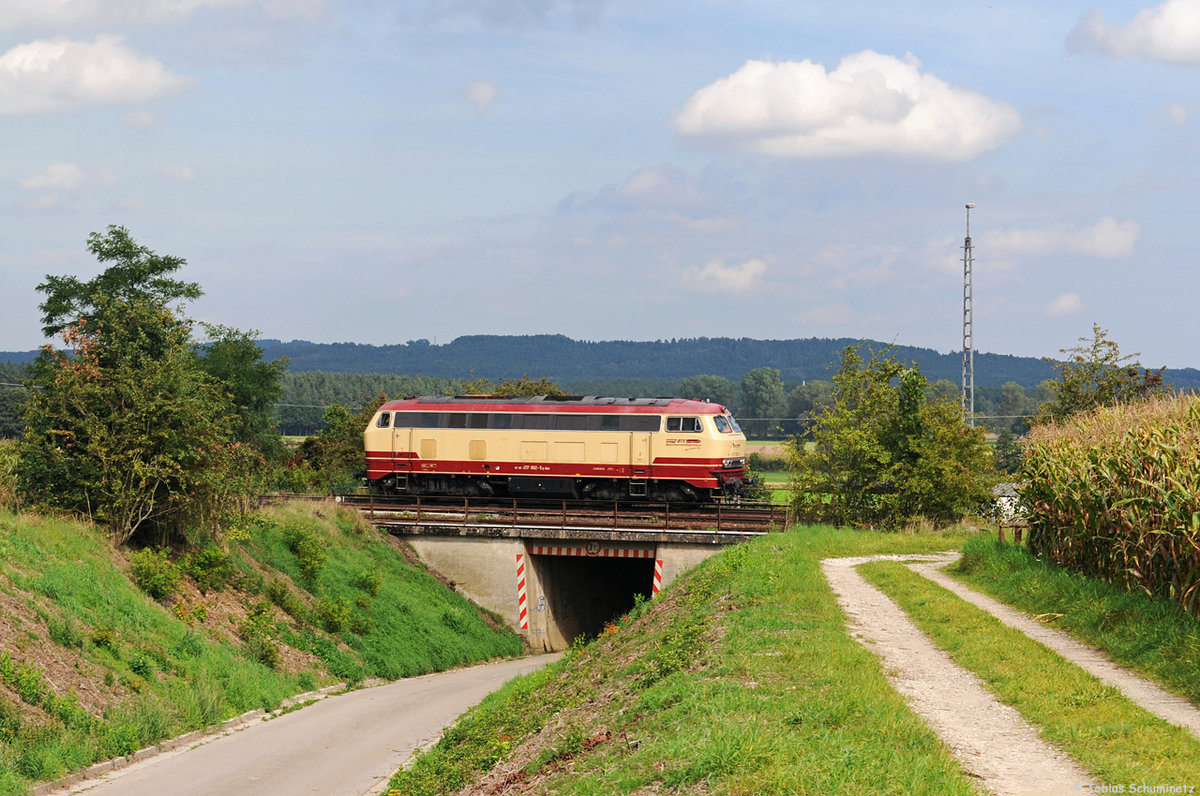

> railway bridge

[{"left": 342, "top": 496, "right": 782, "bottom": 652}]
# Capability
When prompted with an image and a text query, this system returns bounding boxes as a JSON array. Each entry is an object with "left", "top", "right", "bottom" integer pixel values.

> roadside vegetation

[{"left": 0, "top": 502, "right": 522, "bottom": 795}]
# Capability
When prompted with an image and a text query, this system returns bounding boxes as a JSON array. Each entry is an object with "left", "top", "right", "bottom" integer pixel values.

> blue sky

[{"left": 2, "top": 1, "right": 1199, "bottom": 368}]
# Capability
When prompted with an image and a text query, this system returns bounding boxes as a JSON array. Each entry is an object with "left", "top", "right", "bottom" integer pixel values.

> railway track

[{"left": 335, "top": 494, "right": 785, "bottom": 535}]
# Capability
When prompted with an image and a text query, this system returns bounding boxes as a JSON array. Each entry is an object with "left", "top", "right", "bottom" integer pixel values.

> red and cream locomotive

[{"left": 363, "top": 395, "right": 748, "bottom": 501}]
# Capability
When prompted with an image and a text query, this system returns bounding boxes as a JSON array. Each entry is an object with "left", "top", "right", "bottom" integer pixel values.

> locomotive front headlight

[{"left": 721, "top": 457, "right": 746, "bottom": 469}]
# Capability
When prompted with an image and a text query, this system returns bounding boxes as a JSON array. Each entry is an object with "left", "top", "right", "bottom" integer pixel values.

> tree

[
  {"left": 1037, "top": 324, "right": 1166, "bottom": 422},
  {"left": 739, "top": 367, "right": 786, "bottom": 438},
  {"left": 788, "top": 344, "right": 995, "bottom": 529},
  {"left": 19, "top": 297, "right": 244, "bottom": 543},
  {"left": 19, "top": 229, "right": 263, "bottom": 544},
  {"left": 460, "top": 375, "right": 565, "bottom": 396},
  {"left": 678, "top": 375, "right": 738, "bottom": 410},
  {"left": 36, "top": 225, "right": 201, "bottom": 338},
  {"left": 195, "top": 324, "right": 288, "bottom": 461},
  {"left": 993, "top": 428, "right": 1022, "bottom": 474}
]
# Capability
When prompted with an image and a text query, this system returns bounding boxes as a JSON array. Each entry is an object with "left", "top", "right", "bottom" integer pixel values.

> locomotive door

[
  {"left": 630, "top": 433, "right": 651, "bottom": 475},
  {"left": 393, "top": 427, "right": 412, "bottom": 475}
]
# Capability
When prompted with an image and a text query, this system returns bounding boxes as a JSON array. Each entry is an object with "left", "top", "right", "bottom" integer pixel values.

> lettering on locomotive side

[
  {"left": 514, "top": 464, "right": 551, "bottom": 472},
  {"left": 665, "top": 438, "right": 703, "bottom": 449}
]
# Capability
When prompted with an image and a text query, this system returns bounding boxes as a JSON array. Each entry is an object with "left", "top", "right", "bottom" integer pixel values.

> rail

[{"left": 335, "top": 494, "right": 784, "bottom": 535}]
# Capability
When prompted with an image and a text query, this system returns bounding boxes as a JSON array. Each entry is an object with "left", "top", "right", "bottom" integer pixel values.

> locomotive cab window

[
  {"left": 666, "top": 417, "right": 702, "bottom": 433},
  {"left": 714, "top": 415, "right": 731, "bottom": 433},
  {"left": 376, "top": 412, "right": 391, "bottom": 428}
]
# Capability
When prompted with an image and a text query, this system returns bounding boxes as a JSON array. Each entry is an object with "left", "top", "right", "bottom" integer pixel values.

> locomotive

[{"left": 363, "top": 395, "right": 748, "bottom": 501}]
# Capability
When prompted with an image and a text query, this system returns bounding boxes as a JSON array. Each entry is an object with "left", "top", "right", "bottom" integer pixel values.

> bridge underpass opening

[{"left": 528, "top": 546, "right": 656, "bottom": 646}]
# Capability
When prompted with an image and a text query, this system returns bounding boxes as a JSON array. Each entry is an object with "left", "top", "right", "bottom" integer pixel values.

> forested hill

[
  {"left": 249, "top": 335, "right": 1200, "bottom": 392},
  {"left": 256, "top": 335, "right": 1058, "bottom": 388},
  {"left": 5, "top": 335, "right": 1200, "bottom": 392}
]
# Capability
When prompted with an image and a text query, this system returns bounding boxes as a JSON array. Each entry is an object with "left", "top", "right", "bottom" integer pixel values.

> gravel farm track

[{"left": 825, "top": 553, "right": 1200, "bottom": 795}]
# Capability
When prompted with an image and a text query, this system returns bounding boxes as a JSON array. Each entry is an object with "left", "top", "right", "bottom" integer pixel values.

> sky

[{"left": 2, "top": 0, "right": 1200, "bottom": 368}]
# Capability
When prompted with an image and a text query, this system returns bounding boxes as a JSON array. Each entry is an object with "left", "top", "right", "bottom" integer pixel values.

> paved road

[{"left": 62, "top": 654, "right": 561, "bottom": 796}]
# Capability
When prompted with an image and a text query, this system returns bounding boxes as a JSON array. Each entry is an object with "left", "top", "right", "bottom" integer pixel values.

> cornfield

[{"left": 1022, "top": 394, "right": 1200, "bottom": 616}]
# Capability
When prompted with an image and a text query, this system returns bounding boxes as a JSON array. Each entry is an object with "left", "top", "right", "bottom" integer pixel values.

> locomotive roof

[{"left": 377, "top": 395, "right": 729, "bottom": 414}]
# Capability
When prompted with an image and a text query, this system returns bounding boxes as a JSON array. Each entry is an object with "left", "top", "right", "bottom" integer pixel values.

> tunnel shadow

[{"left": 530, "top": 554, "right": 655, "bottom": 644}]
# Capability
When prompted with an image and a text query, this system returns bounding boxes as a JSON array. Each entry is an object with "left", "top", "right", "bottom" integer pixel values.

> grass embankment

[
  {"left": 862, "top": 557, "right": 1200, "bottom": 787},
  {"left": 389, "top": 526, "right": 979, "bottom": 795},
  {"left": 0, "top": 502, "right": 523, "bottom": 795},
  {"left": 390, "top": 530, "right": 1200, "bottom": 794}
]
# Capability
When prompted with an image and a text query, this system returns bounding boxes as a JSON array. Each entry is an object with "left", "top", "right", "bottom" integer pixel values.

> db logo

[{"left": 585, "top": 541, "right": 601, "bottom": 556}]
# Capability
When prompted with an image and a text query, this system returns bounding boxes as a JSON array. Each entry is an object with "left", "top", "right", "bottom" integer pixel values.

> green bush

[
  {"left": 128, "top": 548, "right": 181, "bottom": 600},
  {"left": 315, "top": 595, "right": 351, "bottom": 634},
  {"left": 181, "top": 546, "right": 235, "bottom": 593},
  {"left": 0, "top": 439, "right": 18, "bottom": 509},
  {"left": 350, "top": 567, "right": 383, "bottom": 597},
  {"left": 282, "top": 525, "right": 326, "bottom": 582},
  {"left": 237, "top": 600, "right": 281, "bottom": 669}
]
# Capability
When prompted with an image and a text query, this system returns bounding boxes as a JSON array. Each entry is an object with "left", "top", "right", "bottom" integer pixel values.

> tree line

[{"left": 1, "top": 226, "right": 1171, "bottom": 541}]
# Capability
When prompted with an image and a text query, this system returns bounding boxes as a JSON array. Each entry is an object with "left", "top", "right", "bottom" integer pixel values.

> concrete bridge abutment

[{"left": 402, "top": 532, "right": 736, "bottom": 652}]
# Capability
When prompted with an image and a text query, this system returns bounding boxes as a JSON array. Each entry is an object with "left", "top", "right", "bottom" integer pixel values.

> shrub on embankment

[{"left": 1022, "top": 393, "right": 1200, "bottom": 615}]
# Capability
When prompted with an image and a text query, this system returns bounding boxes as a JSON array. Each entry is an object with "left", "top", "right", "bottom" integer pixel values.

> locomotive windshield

[{"left": 714, "top": 415, "right": 730, "bottom": 433}]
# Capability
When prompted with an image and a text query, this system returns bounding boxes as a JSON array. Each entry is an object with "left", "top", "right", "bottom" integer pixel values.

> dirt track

[{"left": 823, "top": 553, "right": 1200, "bottom": 795}]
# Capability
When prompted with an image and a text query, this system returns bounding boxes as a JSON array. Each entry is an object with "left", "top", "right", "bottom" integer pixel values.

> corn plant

[{"left": 1022, "top": 394, "right": 1200, "bottom": 616}]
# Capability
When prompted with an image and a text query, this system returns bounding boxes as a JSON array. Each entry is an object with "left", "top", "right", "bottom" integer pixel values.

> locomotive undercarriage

[{"left": 375, "top": 473, "right": 715, "bottom": 502}]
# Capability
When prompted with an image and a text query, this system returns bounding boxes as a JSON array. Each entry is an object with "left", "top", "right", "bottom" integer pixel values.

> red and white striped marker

[
  {"left": 652, "top": 559, "right": 664, "bottom": 596},
  {"left": 516, "top": 552, "right": 529, "bottom": 629}
]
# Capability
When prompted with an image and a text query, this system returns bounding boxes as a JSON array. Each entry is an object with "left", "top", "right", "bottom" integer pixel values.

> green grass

[
  {"left": 388, "top": 526, "right": 979, "bottom": 795},
  {"left": 952, "top": 536, "right": 1200, "bottom": 707},
  {"left": 861, "top": 560, "right": 1200, "bottom": 787},
  {"left": 0, "top": 503, "right": 523, "bottom": 795},
  {"left": 238, "top": 503, "right": 524, "bottom": 680}
]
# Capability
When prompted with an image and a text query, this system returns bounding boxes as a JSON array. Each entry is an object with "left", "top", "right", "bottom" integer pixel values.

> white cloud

[
  {"left": 672, "top": 51, "right": 1021, "bottom": 161},
  {"left": 1168, "top": 102, "right": 1189, "bottom": 126},
  {"left": 982, "top": 217, "right": 1141, "bottom": 258},
  {"left": 463, "top": 80, "right": 499, "bottom": 112},
  {"left": 681, "top": 258, "right": 767, "bottom": 294},
  {"left": 1047, "top": 293, "right": 1084, "bottom": 316},
  {"left": 19, "top": 162, "right": 85, "bottom": 191},
  {"left": 166, "top": 163, "right": 197, "bottom": 180},
  {"left": 1069, "top": 1, "right": 1200, "bottom": 63},
  {"left": 0, "top": 36, "right": 191, "bottom": 115}
]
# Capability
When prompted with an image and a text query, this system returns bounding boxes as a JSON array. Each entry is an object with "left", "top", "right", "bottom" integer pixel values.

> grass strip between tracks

[
  {"left": 860, "top": 560, "right": 1200, "bottom": 788},
  {"left": 388, "top": 526, "right": 981, "bottom": 795}
]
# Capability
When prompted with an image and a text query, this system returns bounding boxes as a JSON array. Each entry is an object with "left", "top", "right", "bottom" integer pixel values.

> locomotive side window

[
  {"left": 469, "top": 414, "right": 488, "bottom": 429},
  {"left": 666, "top": 417, "right": 702, "bottom": 433},
  {"left": 376, "top": 412, "right": 391, "bottom": 428}
]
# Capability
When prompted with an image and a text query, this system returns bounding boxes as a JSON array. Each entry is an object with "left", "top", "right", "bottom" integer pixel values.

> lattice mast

[{"left": 961, "top": 203, "right": 976, "bottom": 427}]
